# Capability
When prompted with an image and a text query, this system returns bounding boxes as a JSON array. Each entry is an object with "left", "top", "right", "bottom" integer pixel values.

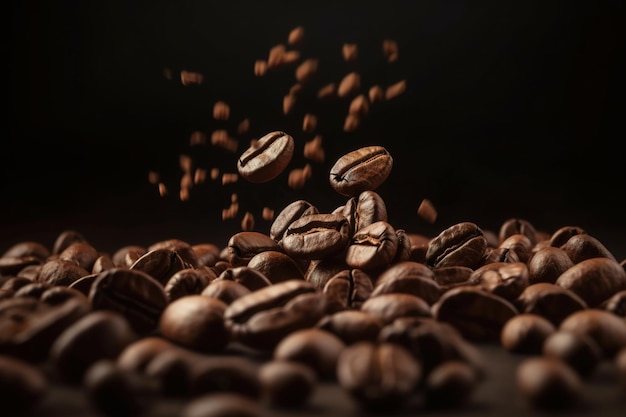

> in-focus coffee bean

[
  {"left": 329, "top": 146, "right": 393, "bottom": 197},
  {"left": 237, "top": 131, "right": 295, "bottom": 183}
]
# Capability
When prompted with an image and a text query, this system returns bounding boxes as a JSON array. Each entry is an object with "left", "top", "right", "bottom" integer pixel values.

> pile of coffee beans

[{"left": 2, "top": 140, "right": 626, "bottom": 416}]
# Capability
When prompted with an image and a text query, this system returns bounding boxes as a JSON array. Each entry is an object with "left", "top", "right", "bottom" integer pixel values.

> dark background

[{"left": 6, "top": 0, "right": 625, "bottom": 258}]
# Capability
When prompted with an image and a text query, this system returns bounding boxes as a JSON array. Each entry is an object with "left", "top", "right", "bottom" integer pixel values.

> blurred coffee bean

[
  {"left": 600, "top": 290, "right": 626, "bottom": 317},
  {"left": 117, "top": 336, "right": 176, "bottom": 373},
  {"left": 556, "top": 257, "right": 626, "bottom": 307},
  {"left": 500, "top": 313, "right": 556, "bottom": 354},
  {"left": 201, "top": 279, "right": 251, "bottom": 305},
  {"left": 258, "top": 360, "right": 317, "bottom": 409},
  {"left": 112, "top": 245, "right": 147, "bottom": 268},
  {"left": 528, "top": 246, "right": 574, "bottom": 284},
  {"left": 0, "top": 354, "right": 49, "bottom": 415},
  {"left": 38, "top": 258, "right": 90, "bottom": 287},
  {"left": 52, "top": 230, "right": 87, "bottom": 255},
  {"left": 148, "top": 239, "right": 199, "bottom": 268},
  {"left": 516, "top": 357, "right": 582, "bottom": 410},
  {"left": 424, "top": 361, "right": 477, "bottom": 409},
  {"left": 246, "top": 251, "right": 304, "bottom": 284},
  {"left": 58, "top": 241, "right": 99, "bottom": 271},
  {"left": 361, "top": 293, "right": 431, "bottom": 325},
  {"left": 559, "top": 309, "right": 626, "bottom": 357},
  {"left": 181, "top": 392, "right": 261, "bottom": 417},
  {"left": 2, "top": 241, "right": 50, "bottom": 261},
  {"left": 515, "top": 283, "right": 587, "bottom": 326},
  {"left": 317, "top": 310, "right": 383, "bottom": 344},
  {"left": 498, "top": 218, "right": 538, "bottom": 246},
  {"left": 561, "top": 233, "right": 617, "bottom": 263},
  {"left": 549, "top": 226, "right": 586, "bottom": 248},
  {"left": 542, "top": 330, "right": 602, "bottom": 378}
]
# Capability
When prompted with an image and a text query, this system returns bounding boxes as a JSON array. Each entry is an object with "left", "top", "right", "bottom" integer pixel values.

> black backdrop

[{"left": 6, "top": 0, "right": 625, "bottom": 258}]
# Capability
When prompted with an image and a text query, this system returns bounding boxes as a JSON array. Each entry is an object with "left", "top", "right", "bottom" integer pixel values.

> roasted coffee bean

[
  {"left": 426, "top": 222, "right": 487, "bottom": 269},
  {"left": 559, "top": 309, "right": 626, "bottom": 357},
  {"left": 329, "top": 145, "right": 393, "bottom": 197},
  {"left": 164, "top": 268, "right": 216, "bottom": 302},
  {"left": 237, "top": 131, "right": 294, "bottom": 183},
  {"left": 117, "top": 336, "right": 176, "bottom": 373},
  {"left": 274, "top": 328, "right": 346, "bottom": 380},
  {"left": 500, "top": 313, "right": 556, "bottom": 354},
  {"left": 407, "top": 233, "right": 430, "bottom": 263},
  {"left": 190, "top": 356, "right": 261, "bottom": 398},
  {"left": 516, "top": 357, "right": 582, "bottom": 410},
  {"left": 281, "top": 213, "right": 350, "bottom": 260},
  {"left": 560, "top": 233, "right": 617, "bottom": 263},
  {"left": 542, "top": 330, "right": 602, "bottom": 378},
  {"left": 305, "top": 258, "right": 348, "bottom": 290},
  {"left": 17, "top": 264, "right": 42, "bottom": 281},
  {"left": 424, "top": 361, "right": 477, "bottom": 409},
  {"left": 393, "top": 229, "right": 412, "bottom": 263},
  {"left": 129, "top": 249, "right": 186, "bottom": 286},
  {"left": 92, "top": 254, "right": 116, "bottom": 274},
  {"left": 50, "top": 311, "right": 137, "bottom": 383},
  {"left": 0, "top": 288, "right": 13, "bottom": 301},
  {"left": 432, "top": 266, "right": 473, "bottom": 291},
  {"left": 528, "top": 246, "right": 574, "bottom": 284},
  {"left": 258, "top": 360, "right": 317, "bottom": 409},
  {"left": 148, "top": 239, "right": 199, "bottom": 268},
  {"left": 159, "top": 295, "right": 229, "bottom": 352},
  {"left": 372, "top": 261, "right": 441, "bottom": 305},
  {"left": 342, "top": 190, "right": 388, "bottom": 234},
  {"left": 515, "top": 283, "right": 587, "bottom": 326},
  {"left": 89, "top": 268, "right": 168, "bottom": 335},
  {"left": 336, "top": 342, "right": 421, "bottom": 409},
  {"left": 244, "top": 251, "right": 305, "bottom": 284},
  {"left": 0, "top": 354, "right": 49, "bottom": 415},
  {"left": 14, "top": 282, "right": 52, "bottom": 299},
  {"left": 548, "top": 226, "right": 586, "bottom": 248},
  {"left": 269, "top": 200, "right": 319, "bottom": 243},
  {"left": 192, "top": 243, "right": 221, "bottom": 268},
  {"left": 37, "top": 258, "right": 90, "bottom": 287},
  {"left": 40, "top": 286, "right": 88, "bottom": 306},
  {"left": 468, "top": 262, "right": 529, "bottom": 301},
  {"left": 600, "top": 290, "right": 626, "bottom": 317},
  {"left": 345, "top": 221, "right": 398, "bottom": 271},
  {"left": 317, "top": 310, "right": 383, "bottom": 344},
  {"left": 84, "top": 359, "right": 158, "bottom": 417},
  {"left": 1, "top": 276, "right": 33, "bottom": 292},
  {"left": 2, "top": 241, "right": 50, "bottom": 261},
  {"left": 432, "top": 286, "right": 519, "bottom": 342},
  {"left": 227, "top": 231, "right": 280, "bottom": 267},
  {"left": 481, "top": 246, "right": 521, "bottom": 265},
  {"left": 498, "top": 218, "right": 538, "bottom": 246},
  {"left": 68, "top": 273, "right": 98, "bottom": 295},
  {"left": 497, "top": 234, "right": 533, "bottom": 263},
  {"left": 215, "top": 266, "right": 272, "bottom": 291},
  {"left": 181, "top": 392, "right": 261, "bottom": 417},
  {"left": 52, "top": 229, "right": 87, "bottom": 255},
  {"left": 201, "top": 279, "right": 251, "bottom": 305},
  {"left": 0, "top": 256, "right": 42, "bottom": 276},
  {"left": 112, "top": 245, "right": 147, "bottom": 268},
  {"left": 144, "top": 347, "right": 194, "bottom": 397},
  {"left": 58, "top": 241, "right": 100, "bottom": 271},
  {"left": 616, "top": 347, "right": 626, "bottom": 394},
  {"left": 555, "top": 257, "right": 626, "bottom": 307},
  {"left": 323, "top": 268, "right": 373, "bottom": 310},
  {"left": 361, "top": 293, "right": 431, "bottom": 325}
]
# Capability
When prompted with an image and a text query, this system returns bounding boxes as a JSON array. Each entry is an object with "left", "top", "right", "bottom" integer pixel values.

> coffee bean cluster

[{"left": 2, "top": 141, "right": 626, "bottom": 415}]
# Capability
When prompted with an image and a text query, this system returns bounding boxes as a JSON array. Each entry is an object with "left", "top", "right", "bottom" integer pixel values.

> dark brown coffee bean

[
  {"left": 144, "top": 347, "right": 193, "bottom": 397},
  {"left": 500, "top": 313, "right": 556, "bottom": 354},
  {"left": 52, "top": 230, "right": 87, "bottom": 255},
  {"left": 190, "top": 356, "right": 261, "bottom": 399},
  {"left": 148, "top": 239, "right": 199, "bottom": 268},
  {"left": 246, "top": 250, "right": 304, "bottom": 284},
  {"left": 201, "top": 279, "right": 251, "bottom": 305},
  {"left": 227, "top": 232, "right": 281, "bottom": 267},
  {"left": 329, "top": 146, "right": 393, "bottom": 197},
  {"left": 215, "top": 266, "right": 272, "bottom": 292},
  {"left": 372, "top": 261, "right": 441, "bottom": 305},
  {"left": 0, "top": 354, "right": 48, "bottom": 415},
  {"left": 1, "top": 276, "right": 33, "bottom": 292},
  {"left": 498, "top": 218, "right": 538, "bottom": 246},
  {"left": 469, "top": 262, "right": 529, "bottom": 301},
  {"left": 432, "top": 266, "right": 473, "bottom": 291},
  {"left": 336, "top": 342, "right": 421, "bottom": 409},
  {"left": 16, "top": 264, "right": 42, "bottom": 281},
  {"left": 361, "top": 293, "right": 431, "bottom": 325},
  {"left": 274, "top": 328, "right": 346, "bottom": 380},
  {"left": 322, "top": 269, "right": 373, "bottom": 310},
  {"left": 89, "top": 268, "right": 168, "bottom": 335},
  {"left": 516, "top": 357, "right": 582, "bottom": 410},
  {"left": 40, "top": 286, "right": 89, "bottom": 306},
  {"left": 559, "top": 309, "right": 626, "bottom": 357},
  {"left": 345, "top": 221, "right": 398, "bottom": 271},
  {"left": 67, "top": 273, "right": 98, "bottom": 295},
  {"left": 159, "top": 295, "right": 229, "bottom": 352},
  {"left": 84, "top": 359, "right": 158, "bottom": 417},
  {"left": 2, "top": 241, "right": 49, "bottom": 262},
  {"left": 237, "top": 131, "right": 294, "bottom": 183},
  {"left": 616, "top": 347, "right": 626, "bottom": 395},
  {"left": 281, "top": 213, "right": 350, "bottom": 260},
  {"left": 556, "top": 257, "right": 626, "bottom": 307},
  {"left": 192, "top": 243, "right": 221, "bottom": 268},
  {"left": 181, "top": 392, "right": 261, "bottom": 417},
  {"left": 58, "top": 241, "right": 100, "bottom": 271},
  {"left": 528, "top": 246, "right": 574, "bottom": 284},
  {"left": 91, "top": 254, "right": 115, "bottom": 274},
  {"left": 117, "top": 336, "right": 176, "bottom": 373},
  {"left": 497, "top": 234, "right": 533, "bottom": 263},
  {"left": 432, "top": 286, "right": 518, "bottom": 342},
  {"left": 407, "top": 233, "right": 430, "bottom": 263},
  {"left": 549, "top": 226, "right": 586, "bottom": 248},
  {"left": 560, "top": 233, "right": 617, "bottom": 264},
  {"left": 515, "top": 283, "right": 587, "bottom": 326},
  {"left": 14, "top": 282, "right": 51, "bottom": 299},
  {"left": 129, "top": 249, "right": 186, "bottom": 286},
  {"left": 542, "top": 331, "right": 602, "bottom": 378},
  {"left": 258, "top": 360, "right": 317, "bottom": 409},
  {"left": 50, "top": 311, "right": 137, "bottom": 383},
  {"left": 317, "top": 310, "right": 383, "bottom": 344},
  {"left": 269, "top": 200, "right": 319, "bottom": 243},
  {"left": 424, "top": 361, "right": 477, "bottom": 409},
  {"left": 600, "top": 290, "right": 626, "bottom": 317},
  {"left": 481, "top": 246, "right": 521, "bottom": 265},
  {"left": 426, "top": 222, "right": 487, "bottom": 269},
  {"left": 305, "top": 258, "right": 348, "bottom": 290},
  {"left": 164, "top": 268, "right": 215, "bottom": 302},
  {"left": 112, "top": 245, "right": 147, "bottom": 268},
  {"left": 393, "top": 229, "right": 412, "bottom": 264},
  {"left": 38, "top": 258, "right": 90, "bottom": 287},
  {"left": 342, "top": 190, "right": 388, "bottom": 235}
]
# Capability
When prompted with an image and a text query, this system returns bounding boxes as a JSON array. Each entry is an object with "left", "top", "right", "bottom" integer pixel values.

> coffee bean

[
  {"left": 515, "top": 283, "right": 587, "bottom": 326},
  {"left": 482, "top": 246, "right": 521, "bottom": 264},
  {"left": 269, "top": 200, "right": 319, "bottom": 243},
  {"left": 92, "top": 254, "right": 116, "bottom": 274},
  {"left": 295, "top": 59, "right": 318, "bottom": 83},
  {"left": 317, "top": 310, "right": 383, "bottom": 344},
  {"left": 16, "top": 264, "right": 42, "bottom": 281},
  {"left": 372, "top": 261, "right": 440, "bottom": 305},
  {"left": 548, "top": 226, "right": 586, "bottom": 248},
  {"left": 245, "top": 251, "right": 305, "bottom": 284},
  {"left": 345, "top": 221, "right": 398, "bottom": 271},
  {"left": 516, "top": 357, "right": 582, "bottom": 410},
  {"left": 190, "top": 356, "right": 260, "bottom": 399},
  {"left": 129, "top": 249, "right": 187, "bottom": 286},
  {"left": 322, "top": 268, "right": 373, "bottom": 310},
  {"left": 112, "top": 245, "right": 147, "bottom": 268},
  {"left": 600, "top": 290, "right": 626, "bottom": 317},
  {"left": 426, "top": 222, "right": 487, "bottom": 269},
  {"left": 361, "top": 293, "right": 432, "bottom": 325},
  {"left": 2, "top": 241, "right": 50, "bottom": 261},
  {"left": 342, "top": 190, "right": 388, "bottom": 235},
  {"left": 237, "top": 131, "right": 294, "bottom": 183},
  {"left": 40, "top": 286, "right": 89, "bottom": 306},
  {"left": 226, "top": 231, "right": 280, "bottom": 267},
  {"left": 336, "top": 342, "right": 421, "bottom": 409},
  {"left": 527, "top": 246, "right": 574, "bottom": 284},
  {"left": 281, "top": 213, "right": 350, "bottom": 260},
  {"left": 181, "top": 392, "right": 261, "bottom": 417},
  {"left": 37, "top": 258, "right": 90, "bottom": 287},
  {"left": 192, "top": 243, "right": 221, "bottom": 268},
  {"left": 560, "top": 233, "right": 617, "bottom": 263},
  {"left": 0, "top": 354, "right": 48, "bottom": 415},
  {"left": 542, "top": 330, "right": 602, "bottom": 378},
  {"left": 469, "top": 262, "right": 529, "bottom": 301},
  {"left": 417, "top": 198, "right": 438, "bottom": 224},
  {"left": 424, "top": 361, "right": 477, "bottom": 409},
  {"left": 52, "top": 229, "right": 87, "bottom": 255},
  {"left": 500, "top": 313, "right": 556, "bottom": 354},
  {"left": 559, "top": 309, "right": 626, "bottom": 357},
  {"left": 164, "top": 268, "right": 216, "bottom": 302},
  {"left": 117, "top": 336, "right": 176, "bottom": 373},
  {"left": 58, "top": 241, "right": 100, "bottom": 271},
  {"left": 498, "top": 218, "right": 538, "bottom": 246},
  {"left": 497, "top": 234, "right": 533, "bottom": 264},
  {"left": 148, "top": 239, "right": 199, "bottom": 268},
  {"left": 432, "top": 265, "right": 473, "bottom": 291},
  {"left": 329, "top": 146, "right": 393, "bottom": 197},
  {"left": 555, "top": 257, "right": 626, "bottom": 307},
  {"left": 215, "top": 266, "right": 272, "bottom": 291},
  {"left": 1, "top": 276, "right": 33, "bottom": 292},
  {"left": 274, "top": 328, "right": 346, "bottom": 380},
  {"left": 14, "top": 282, "right": 52, "bottom": 299},
  {"left": 258, "top": 360, "right": 317, "bottom": 409},
  {"left": 201, "top": 279, "right": 251, "bottom": 305},
  {"left": 616, "top": 347, "right": 626, "bottom": 395},
  {"left": 337, "top": 72, "right": 360, "bottom": 98}
]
